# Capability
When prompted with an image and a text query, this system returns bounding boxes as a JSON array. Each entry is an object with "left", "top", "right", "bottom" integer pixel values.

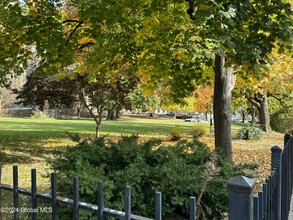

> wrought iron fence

[
  {"left": 0, "top": 164, "right": 197, "bottom": 220},
  {"left": 228, "top": 134, "right": 293, "bottom": 220},
  {"left": 0, "top": 134, "right": 292, "bottom": 220}
]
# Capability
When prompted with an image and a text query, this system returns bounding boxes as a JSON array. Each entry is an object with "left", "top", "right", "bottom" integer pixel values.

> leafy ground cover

[{"left": 0, "top": 117, "right": 283, "bottom": 192}]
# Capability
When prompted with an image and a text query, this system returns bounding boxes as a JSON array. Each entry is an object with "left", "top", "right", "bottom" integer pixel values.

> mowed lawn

[
  {"left": 0, "top": 116, "right": 283, "bottom": 191},
  {"left": 0, "top": 116, "right": 214, "bottom": 189}
]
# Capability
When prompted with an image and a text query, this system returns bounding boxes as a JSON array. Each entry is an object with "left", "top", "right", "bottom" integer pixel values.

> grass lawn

[{"left": 0, "top": 116, "right": 284, "bottom": 192}]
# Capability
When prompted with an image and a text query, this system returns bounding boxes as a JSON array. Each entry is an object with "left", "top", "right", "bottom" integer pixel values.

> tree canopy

[{"left": 1, "top": 0, "right": 292, "bottom": 161}]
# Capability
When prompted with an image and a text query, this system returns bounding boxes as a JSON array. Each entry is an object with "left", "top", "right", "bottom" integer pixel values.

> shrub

[
  {"left": 271, "top": 107, "right": 293, "bottom": 134},
  {"left": 237, "top": 126, "right": 264, "bottom": 140},
  {"left": 168, "top": 125, "right": 184, "bottom": 141},
  {"left": 31, "top": 109, "right": 50, "bottom": 119},
  {"left": 49, "top": 135, "right": 250, "bottom": 219},
  {"left": 190, "top": 125, "right": 207, "bottom": 139}
]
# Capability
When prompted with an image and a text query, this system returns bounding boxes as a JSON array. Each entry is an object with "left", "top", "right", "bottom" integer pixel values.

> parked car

[
  {"left": 176, "top": 113, "right": 189, "bottom": 119},
  {"left": 232, "top": 116, "right": 242, "bottom": 122},
  {"left": 165, "top": 112, "right": 176, "bottom": 118},
  {"left": 185, "top": 114, "right": 200, "bottom": 122}
]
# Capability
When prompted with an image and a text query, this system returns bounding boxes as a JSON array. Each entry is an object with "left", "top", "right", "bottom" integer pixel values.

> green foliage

[
  {"left": 237, "top": 126, "right": 264, "bottom": 140},
  {"left": 168, "top": 125, "right": 184, "bottom": 141},
  {"left": 271, "top": 107, "right": 293, "bottom": 134},
  {"left": 128, "top": 85, "right": 162, "bottom": 113},
  {"left": 65, "top": 132, "right": 81, "bottom": 143},
  {"left": 14, "top": 75, "right": 80, "bottom": 111},
  {"left": 268, "top": 97, "right": 283, "bottom": 115},
  {"left": 49, "top": 136, "right": 248, "bottom": 219},
  {"left": 190, "top": 125, "right": 207, "bottom": 139},
  {"left": 31, "top": 109, "right": 51, "bottom": 120}
]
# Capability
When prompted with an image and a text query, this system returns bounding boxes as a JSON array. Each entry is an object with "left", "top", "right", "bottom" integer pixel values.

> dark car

[
  {"left": 165, "top": 112, "right": 176, "bottom": 118},
  {"left": 175, "top": 113, "right": 189, "bottom": 119}
]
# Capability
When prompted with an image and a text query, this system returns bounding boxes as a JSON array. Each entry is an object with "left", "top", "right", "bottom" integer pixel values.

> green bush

[
  {"left": 271, "top": 107, "right": 293, "bottom": 134},
  {"left": 168, "top": 125, "right": 184, "bottom": 141},
  {"left": 237, "top": 126, "right": 264, "bottom": 140},
  {"left": 49, "top": 135, "right": 250, "bottom": 219},
  {"left": 190, "top": 125, "right": 207, "bottom": 139},
  {"left": 31, "top": 109, "right": 50, "bottom": 119}
]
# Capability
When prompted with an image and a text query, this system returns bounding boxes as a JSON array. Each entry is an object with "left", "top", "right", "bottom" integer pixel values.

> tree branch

[
  {"left": 78, "top": 42, "right": 95, "bottom": 51},
  {"left": 247, "top": 97, "right": 261, "bottom": 109},
  {"left": 65, "top": 21, "right": 84, "bottom": 46},
  {"left": 267, "top": 92, "right": 288, "bottom": 108},
  {"left": 62, "top": 19, "right": 81, "bottom": 23}
]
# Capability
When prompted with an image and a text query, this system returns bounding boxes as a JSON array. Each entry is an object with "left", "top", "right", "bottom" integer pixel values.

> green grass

[
  {"left": 0, "top": 116, "right": 246, "bottom": 137},
  {"left": 0, "top": 116, "right": 247, "bottom": 189}
]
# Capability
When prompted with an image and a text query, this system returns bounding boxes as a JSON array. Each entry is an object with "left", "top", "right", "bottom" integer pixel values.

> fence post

[
  {"left": 189, "top": 197, "right": 196, "bottom": 220},
  {"left": 155, "top": 192, "right": 162, "bottom": 220},
  {"left": 13, "top": 166, "right": 19, "bottom": 220},
  {"left": 271, "top": 146, "right": 282, "bottom": 220},
  {"left": 51, "top": 173, "right": 57, "bottom": 220},
  {"left": 73, "top": 176, "right": 79, "bottom": 220},
  {"left": 125, "top": 186, "right": 131, "bottom": 220},
  {"left": 271, "top": 146, "right": 282, "bottom": 170},
  {"left": 284, "top": 133, "right": 291, "bottom": 145},
  {"left": 228, "top": 176, "right": 255, "bottom": 220},
  {"left": 97, "top": 182, "right": 104, "bottom": 220}
]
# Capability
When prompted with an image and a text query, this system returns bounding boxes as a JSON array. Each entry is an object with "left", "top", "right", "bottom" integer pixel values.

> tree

[
  {"left": 105, "top": 76, "right": 138, "bottom": 120},
  {"left": 186, "top": 0, "right": 292, "bottom": 161},
  {"left": 132, "top": 0, "right": 292, "bottom": 161},
  {"left": 193, "top": 85, "right": 214, "bottom": 121},
  {"left": 74, "top": 71, "right": 137, "bottom": 137},
  {"left": 1, "top": 0, "right": 292, "bottom": 162},
  {"left": 13, "top": 74, "right": 84, "bottom": 117},
  {"left": 235, "top": 49, "right": 293, "bottom": 131},
  {"left": 128, "top": 86, "right": 163, "bottom": 114},
  {"left": 0, "top": 74, "right": 26, "bottom": 111},
  {"left": 0, "top": 2, "right": 29, "bottom": 86}
]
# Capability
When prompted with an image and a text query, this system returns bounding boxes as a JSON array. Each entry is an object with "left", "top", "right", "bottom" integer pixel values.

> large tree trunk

[
  {"left": 259, "top": 94, "right": 271, "bottom": 131},
  {"left": 214, "top": 55, "right": 236, "bottom": 163},
  {"left": 107, "top": 107, "right": 116, "bottom": 120},
  {"left": 115, "top": 109, "right": 121, "bottom": 119},
  {"left": 248, "top": 94, "right": 271, "bottom": 132}
]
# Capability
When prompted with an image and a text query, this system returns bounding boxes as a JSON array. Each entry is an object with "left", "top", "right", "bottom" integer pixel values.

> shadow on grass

[{"left": 0, "top": 134, "right": 70, "bottom": 165}]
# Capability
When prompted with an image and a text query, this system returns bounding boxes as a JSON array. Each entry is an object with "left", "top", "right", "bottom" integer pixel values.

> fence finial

[
  {"left": 271, "top": 146, "right": 282, "bottom": 170},
  {"left": 227, "top": 176, "right": 255, "bottom": 220}
]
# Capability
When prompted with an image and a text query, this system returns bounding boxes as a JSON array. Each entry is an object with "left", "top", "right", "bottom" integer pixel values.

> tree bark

[
  {"left": 251, "top": 107, "right": 255, "bottom": 126},
  {"left": 115, "top": 109, "right": 121, "bottom": 119},
  {"left": 214, "top": 54, "right": 236, "bottom": 163},
  {"left": 107, "top": 107, "right": 116, "bottom": 120},
  {"left": 248, "top": 94, "right": 271, "bottom": 131},
  {"left": 241, "top": 108, "right": 246, "bottom": 123},
  {"left": 259, "top": 94, "right": 271, "bottom": 131}
]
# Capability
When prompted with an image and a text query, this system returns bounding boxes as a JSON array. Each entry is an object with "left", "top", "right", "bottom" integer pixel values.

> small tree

[{"left": 75, "top": 72, "right": 137, "bottom": 138}]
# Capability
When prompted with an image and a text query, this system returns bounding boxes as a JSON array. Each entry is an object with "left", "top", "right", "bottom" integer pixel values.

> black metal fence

[
  {"left": 0, "top": 134, "right": 292, "bottom": 220},
  {"left": 0, "top": 164, "right": 197, "bottom": 220},
  {"left": 228, "top": 134, "right": 293, "bottom": 220}
]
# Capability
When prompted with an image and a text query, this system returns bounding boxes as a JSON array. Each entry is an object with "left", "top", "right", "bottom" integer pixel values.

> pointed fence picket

[
  {"left": 0, "top": 163, "right": 197, "bottom": 220},
  {"left": 0, "top": 134, "right": 292, "bottom": 220}
]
